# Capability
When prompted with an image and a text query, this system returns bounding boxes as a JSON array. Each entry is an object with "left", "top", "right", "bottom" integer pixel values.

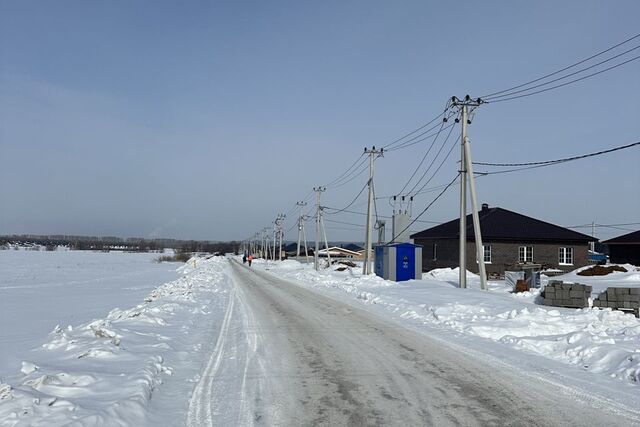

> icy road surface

[{"left": 188, "top": 260, "right": 640, "bottom": 426}]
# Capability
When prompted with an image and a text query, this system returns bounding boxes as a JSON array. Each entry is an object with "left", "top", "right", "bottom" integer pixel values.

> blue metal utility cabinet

[{"left": 374, "top": 243, "right": 422, "bottom": 282}]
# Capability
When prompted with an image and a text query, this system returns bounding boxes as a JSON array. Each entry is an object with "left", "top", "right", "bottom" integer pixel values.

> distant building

[
  {"left": 410, "top": 204, "right": 596, "bottom": 276},
  {"left": 318, "top": 247, "right": 361, "bottom": 259},
  {"left": 602, "top": 230, "right": 640, "bottom": 265}
]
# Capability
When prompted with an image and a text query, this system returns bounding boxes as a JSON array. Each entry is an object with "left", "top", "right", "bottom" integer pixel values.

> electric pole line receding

[
  {"left": 450, "top": 95, "right": 487, "bottom": 291},
  {"left": 313, "top": 187, "right": 326, "bottom": 271},
  {"left": 362, "top": 146, "right": 384, "bottom": 275}
]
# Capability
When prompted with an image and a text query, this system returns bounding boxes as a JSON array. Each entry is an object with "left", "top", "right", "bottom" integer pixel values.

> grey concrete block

[
  {"left": 593, "top": 300, "right": 601, "bottom": 307},
  {"left": 607, "top": 289, "right": 617, "bottom": 300},
  {"left": 542, "top": 299, "right": 555, "bottom": 306},
  {"left": 608, "top": 302, "right": 617, "bottom": 308},
  {"left": 570, "top": 290, "right": 585, "bottom": 298},
  {"left": 630, "top": 295, "right": 640, "bottom": 303},
  {"left": 631, "top": 302, "right": 640, "bottom": 309},
  {"left": 597, "top": 292, "right": 607, "bottom": 301},
  {"left": 629, "top": 288, "right": 640, "bottom": 295},
  {"left": 561, "top": 283, "right": 572, "bottom": 290},
  {"left": 584, "top": 285, "right": 593, "bottom": 293},
  {"left": 615, "top": 287, "right": 630, "bottom": 295},
  {"left": 623, "top": 301, "right": 631, "bottom": 309}
]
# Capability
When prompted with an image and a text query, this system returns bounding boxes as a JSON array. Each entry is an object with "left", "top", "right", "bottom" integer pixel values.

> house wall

[
  {"left": 608, "top": 244, "right": 640, "bottom": 265},
  {"left": 415, "top": 238, "right": 590, "bottom": 276}
]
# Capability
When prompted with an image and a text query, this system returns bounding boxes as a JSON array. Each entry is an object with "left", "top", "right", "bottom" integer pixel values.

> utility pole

[
  {"left": 272, "top": 223, "right": 277, "bottom": 262},
  {"left": 276, "top": 213, "right": 285, "bottom": 261},
  {"left": 363, "top": 146, "right": 384, "bottom": 275},
  {"left": 301, "top": 215, "right": 310, "bottom": 263},
  {"left": 451, "top": 95, "right": 487, "bottom": 291},
  {"left": 296, "top": 201, "right": 307, "bottom": 258},
  {"left": 313, "top": 187, "right": 326, "bottom": 271}
]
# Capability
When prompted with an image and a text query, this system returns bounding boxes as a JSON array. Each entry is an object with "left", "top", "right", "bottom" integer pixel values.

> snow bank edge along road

[{"left": 0, "top": 256, "right": 233, "bottom": 427}]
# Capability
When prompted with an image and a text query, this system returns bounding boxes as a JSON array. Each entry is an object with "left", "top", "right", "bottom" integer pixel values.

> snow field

[
  {"left": 0, "top": 256, "right": 234, "bottom": 427},
  {"left": 254, "top": 259, "right": 640, "bottom": 386}
]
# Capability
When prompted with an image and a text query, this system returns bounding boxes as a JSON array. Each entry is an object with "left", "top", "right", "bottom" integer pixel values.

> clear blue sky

[{"left": 1, "top": 0, "right": 638, "bottom": 242}]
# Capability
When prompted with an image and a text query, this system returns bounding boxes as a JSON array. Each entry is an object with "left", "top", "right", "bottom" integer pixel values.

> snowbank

[
  {"left": 0, "top": 256, "right": 233, "bottom": 426},
  {"left": 254, "top": 259, "right": 640, "bottom": 386}
]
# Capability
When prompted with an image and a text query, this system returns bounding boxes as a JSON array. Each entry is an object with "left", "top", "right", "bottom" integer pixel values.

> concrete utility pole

[
  {"left": 272, "top": 224, "right": 277, "bottom": 262},
  {"left": 313, "top": 187, "right": 326, "bottom": 271},
  {"left": 296, "top": 201, "right": 307, "bottom": 258},
  {"left": 301, "top": 215, "right": 310, "bottom": 263},
  {"left": 363, "top": 146, "right": 384, "bottom": 275},
  {"left": 262, "top": 227, "right": 269, "bottom": 258},
  {"left": 451, "top": 95, "right": 487, "bottom": 291},
  {"left": 277, "top": 213, "right": 285, "bottom": 261}
]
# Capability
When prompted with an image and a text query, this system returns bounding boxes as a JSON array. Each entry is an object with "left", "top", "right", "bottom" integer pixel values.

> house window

[
  {"left": 519, "top": 246, "right": 533, "bottom": 263},
  {"left": 432, "top": 243, "right": 437, "bottom": 261},
  {"left": 559, "top": 247, "right": 573, "bottom": 265},
  {"left": 483, "top": 245, "right": 492, "bottom": 263}
]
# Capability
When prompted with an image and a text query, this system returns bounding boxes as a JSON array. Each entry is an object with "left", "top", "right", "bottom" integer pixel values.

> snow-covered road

[{"left": 191, "top": 260, "right": 640, "bottom": 426}]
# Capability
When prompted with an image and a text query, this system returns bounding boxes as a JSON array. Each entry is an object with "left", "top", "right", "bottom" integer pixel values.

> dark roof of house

[
  {"left": 341, "top": 243, "right": 363, "bottom": 252},
  {"left": 410, "top": 206, "right": 595, "bottom": 243},
  {"left": 602, "top": 230, "right": 640, "bottom": 244}
]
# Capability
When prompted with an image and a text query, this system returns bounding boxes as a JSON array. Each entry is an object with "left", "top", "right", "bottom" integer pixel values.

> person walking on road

[{"left": 248, "top": 254, "right": 253, "bottom": 266}]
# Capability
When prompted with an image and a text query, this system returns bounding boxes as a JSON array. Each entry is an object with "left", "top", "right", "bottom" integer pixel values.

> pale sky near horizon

[{"left": 1, "top": 1, "right": 639, "bottom": 242}]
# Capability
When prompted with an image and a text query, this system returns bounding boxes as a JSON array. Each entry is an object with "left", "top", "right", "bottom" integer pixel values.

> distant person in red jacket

[{"left": 248, "top": 255, "right": 253, "bottom": 266}]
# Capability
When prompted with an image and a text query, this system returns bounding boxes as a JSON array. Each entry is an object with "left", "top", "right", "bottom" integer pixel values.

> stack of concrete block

[
  {"left": 542, "top": 281, "right": 592, "bottom": 308},
  {"left": 592, "top": 287, "right": 640, "bottom": 317}
]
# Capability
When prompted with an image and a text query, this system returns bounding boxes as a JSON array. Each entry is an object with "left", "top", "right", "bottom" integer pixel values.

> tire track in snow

[{"left": 186, "top": 286, "right": 236, "bottom": 427}]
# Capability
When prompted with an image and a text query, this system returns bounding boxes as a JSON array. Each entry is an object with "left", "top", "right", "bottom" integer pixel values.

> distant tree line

[{"left": 0, "top": 235, "right": 241, "bottom": 254}]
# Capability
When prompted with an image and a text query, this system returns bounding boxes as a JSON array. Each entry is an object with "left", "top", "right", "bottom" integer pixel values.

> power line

[
  {"left": 386, "top": 173, "right": 461, "bottom": 245},
  {"left": 324, "top": 153, "right": 366, "bottom": 188},
  {"left": 485, "top": 44, "right": 640, "bottom": 101},
  {"left": 385, "top": 120, "right": 455, "bottom": 152},
  {"left": 324, "top": 219, "right": 365, "bottom": 228},
  {"left": 474, "top": 140, "right": 640, "bottom": 176},
  {"left": 481, "top": 32, "right": 640, "bottom": 99},
  {"left": 486, "top": 54, "right": 640, "bottom": 103},
  {"left": 323, "top": 181, "right": 369, "bottom": 215},
  {"left": 396, "top": 117, "right": 450, "bottom": 196},
  {"left": 411, "top": 132, "right": 461, "bottom": 196},
  {"left": 327, "top": 158, "right": 370, "bottom": 189},
  {"left": 382, "top": 109, "right": 448, "bottom": 150}
]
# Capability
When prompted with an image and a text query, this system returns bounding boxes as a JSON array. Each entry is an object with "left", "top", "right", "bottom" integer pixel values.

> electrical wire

[
  {"left": 410, "top": 132, "right": 461, "bottom": 196},
  {"left": 323, "top": 181, "right": 369, "bottom": 215},
  {"left": 386, "top": 173, "right": 461, "bottom": 245},
  {"left": 385, "top": 120, "right": 455, "bottom": 152},
  {"left": 481, "top": 32, "right": 640, "bottom": 98},
  {"left": 475, "top": 140, "right": 640, "bottom": 175},
  {"left": 486, "top": 54, "right": 640, "bottom": 103},
  {"left": 324, "top": 219, "right": 365, "bottom": 228},
  {"left": 327, "top": 159, "right": 370, "bottom": 190},
  {"left": 395, "top": 117, "right": 450, "bottom": 196},
  {"left": 324, "top": 153, "right": 366, "bottom": 188},
  {"left": 382, "top": 109, "right": 448, "bottom": 150},
  {"left": 485, "top": 45, "right": 640, "bottom": 101}
]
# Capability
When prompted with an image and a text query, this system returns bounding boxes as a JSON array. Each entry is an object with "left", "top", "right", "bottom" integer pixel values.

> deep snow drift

[{"left": 0, "top": 255, "right": 233, "bottom": 426}]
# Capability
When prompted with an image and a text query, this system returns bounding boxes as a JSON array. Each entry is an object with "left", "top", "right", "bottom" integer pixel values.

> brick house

[
  {"left": 602, "top": 230, "right": 640, "bottom": 265},
  {"left": 410, "top": 204, "right": 596, "bottom": 276}
]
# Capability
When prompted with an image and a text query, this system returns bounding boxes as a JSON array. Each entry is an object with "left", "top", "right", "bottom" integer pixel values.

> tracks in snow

[{"left": 186, "top": 286, "right": 237, "bottom": 426}]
